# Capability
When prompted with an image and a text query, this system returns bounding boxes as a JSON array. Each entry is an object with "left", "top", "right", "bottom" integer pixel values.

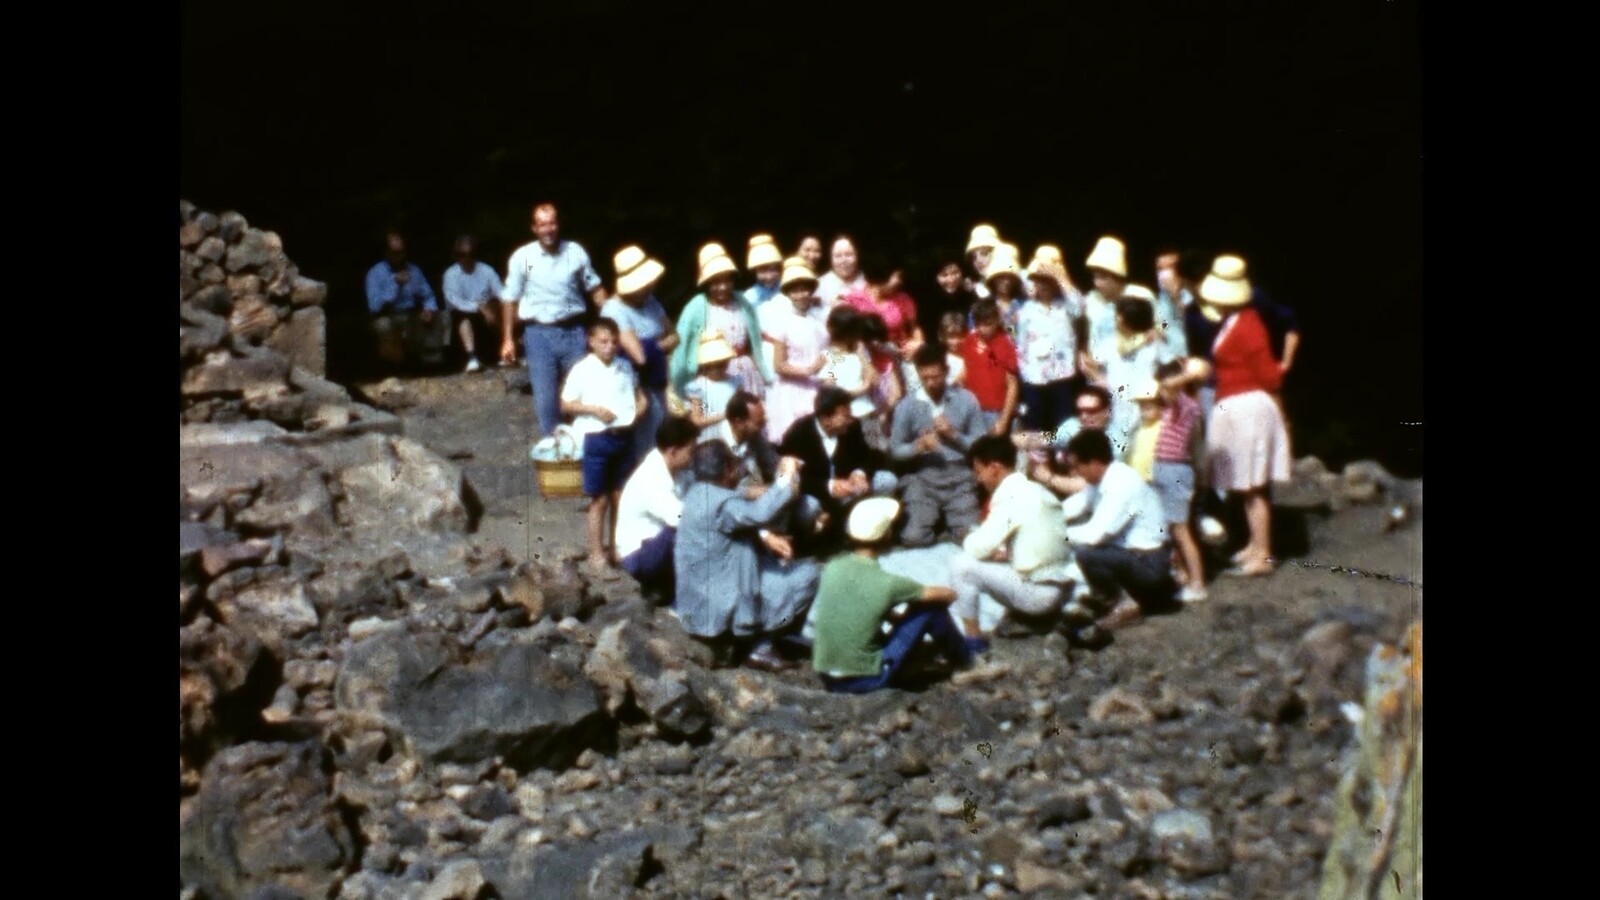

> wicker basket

[
  {"left": 533, "top": 458, "right": 585, "bottom": 499},
  {"left": 532, "top": 429, "right": 586, "bottom": 499}
]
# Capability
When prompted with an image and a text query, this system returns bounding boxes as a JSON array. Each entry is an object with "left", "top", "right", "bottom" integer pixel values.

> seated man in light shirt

[
  {"left": 615, "top": 416, "right": 699, "bottom": 600},
  {"left": 1060, "top": 429, "right": 1177, "bottom": 635},
  {"left": 946, "top": 434, "right": 1082, "bottom": 644}
]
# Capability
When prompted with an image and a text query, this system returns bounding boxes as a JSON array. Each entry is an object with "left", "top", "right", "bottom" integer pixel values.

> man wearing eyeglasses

[{"left": 441, "top": 235, "right": 506, "bottom": 373}]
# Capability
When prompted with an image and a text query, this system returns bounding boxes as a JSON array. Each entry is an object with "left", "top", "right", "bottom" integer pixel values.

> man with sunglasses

[{"left": 441, "top": 235, "right": 505, "bottom": 373}]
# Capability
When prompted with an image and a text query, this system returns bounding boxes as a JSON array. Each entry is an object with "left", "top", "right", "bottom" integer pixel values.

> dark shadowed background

[{"left": 180, "top": 0, "right": 1422, "bottom": 476}]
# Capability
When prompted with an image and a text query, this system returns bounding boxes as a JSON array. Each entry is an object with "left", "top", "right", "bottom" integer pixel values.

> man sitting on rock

[
  {"left": 947, "top": 434, "right": 1081, "bottom": 642},
  {"left": 615, "top": 416, "right": 698, "bottom": 600},
  {"left": 674, "top": 441, "right": 821, "bottom": 671},
  {"left": 890, "top": 343, "right": 987, "bottom": 547},
  {"left": 365, "top": 231, "right": 445, "bottom": 370},
  {"left": 720, "top": 391, "right": 781, "bottom": 490},
  {"left": 810, "top": 497, "right": 980, "bottom": 693},
  {"left": 1060, "top": 429, "right": 1177, "bottom": 636}
]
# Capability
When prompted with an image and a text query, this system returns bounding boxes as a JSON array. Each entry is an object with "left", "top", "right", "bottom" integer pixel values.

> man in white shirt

[
  {"left": 616, "top": 416, "right": 699, "bottom": 598},
  {"left": 441, "top": 235, "right": 506, "bottom": 373},
  {"left": 1061, "top": 429, "right": 1176, "bottom": 632},
  {"left": 499, "top": 202, "right": 609, "bottom": 439},
  {"left": 946, "top": 434, "right": 1081, "bottom": 642}
]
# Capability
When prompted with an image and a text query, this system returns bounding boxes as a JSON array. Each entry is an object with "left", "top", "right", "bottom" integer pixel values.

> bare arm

[
  {"left": 618, "top": 330, "right": 648, "bottom": 367},
  {"left": 1280, "top": 331, "right": 1301, "bottom": 373},
  {"left": 996, "top": 373, "right": 1020, "bottom": 435},
  {"left": 499, "top": 301, "right": 518, "bottom": 363},
  {"left": 919, "top": 585, "right": 957, "bottom": 604}
]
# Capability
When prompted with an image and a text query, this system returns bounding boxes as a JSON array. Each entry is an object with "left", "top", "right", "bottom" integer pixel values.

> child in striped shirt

[{"left": 1153, "top": 358, "right": 1208, "bottom": 602}]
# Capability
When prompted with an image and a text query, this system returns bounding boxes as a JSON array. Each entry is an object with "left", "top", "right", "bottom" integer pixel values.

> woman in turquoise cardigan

[{"left": 670, "top": 242, "right": 773, "bottom": 399}]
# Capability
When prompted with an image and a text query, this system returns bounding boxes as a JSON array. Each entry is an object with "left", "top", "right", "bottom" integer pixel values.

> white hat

[
  {"left": 1198, "top": 254, "right": 1253, "bottom": 308},
  {"left": 613, "top": 245, "right": 665, "bottom": 296},
  {"left": 697, "top": 330, "right": 737, "bottom": 367},
  {"left": 779, "top": 257, "right": 818, "bottom": 291},
  {"left": 966, "top": 224, "right": 1001, "bottom": 254},
  {"left": 747, "top": 234, "right": 783, "bottom": 269},
  {"left": 697, "top": 244, "right": 739, "bottom": 286},
  {"left": 1085, "top": 236, "right": 1129, "bottom": 278},
  {"left": 847, "top": 496, "right": 901, "bottom": 543},
  {"left": 983, "top": 247, "right": 1024, "bottom": 286},
  {"left": 697, "top": 242, "right": 730, "bottom": 268}
]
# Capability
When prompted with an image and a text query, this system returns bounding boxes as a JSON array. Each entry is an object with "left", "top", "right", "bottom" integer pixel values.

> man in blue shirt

[
  {"left": 499, "top": 203, "right": 609, "bottom": 438},
  {"left": 365, "top": 231, "right": 444, "bottom": 369}
]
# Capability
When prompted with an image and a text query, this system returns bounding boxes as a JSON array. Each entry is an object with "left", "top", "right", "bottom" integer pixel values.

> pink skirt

[{"left": 1207, "top": 389, "right": 1290, "bottom": 492}]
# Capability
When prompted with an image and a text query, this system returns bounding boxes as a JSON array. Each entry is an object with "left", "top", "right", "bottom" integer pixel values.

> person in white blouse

[
  {"left": 616, "top": 416, "right": 700, "bottom": 598},
  {"left": 1060, "top": 428, "right": 1176, "bottom": 633}
]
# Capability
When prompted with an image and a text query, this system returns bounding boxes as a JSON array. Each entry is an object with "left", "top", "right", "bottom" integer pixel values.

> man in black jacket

[{"left": 779, "top": 386, "right": 897, "bottom": 548}]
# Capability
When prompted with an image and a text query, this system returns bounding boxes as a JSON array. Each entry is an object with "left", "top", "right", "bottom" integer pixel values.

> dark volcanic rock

[
  {"left": 584, "top": 620, "right": 710, "bottom": 739},
  {"left": 335, "top": 626, "right": 607, "bottom": 769},
  {"left": 179, "top": 741, "right": 354, "bottom": 899}
]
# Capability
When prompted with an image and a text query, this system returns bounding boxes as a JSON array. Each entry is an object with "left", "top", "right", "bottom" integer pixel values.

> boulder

[
  {"left": 218, "top": 210, "right": 248, "bottom": 243},
  {"left": 265, "top": 305, "right": 326, "bottom": 376},
  {"left": 334, "top": 626, "right": 606, "bottom": 769},
  {"left": 189, "top": 282, "right": 232, "bottom": 315},
  {"left": 179, "top": 742, "right": 355, "bottom": 899},
  {"left": 196, "top": 235, "right": 227, "bottom": 263},
  {"left": 583, "top": 620, "right": 710, "bottom": 739},
  {"left": 291, "top": 275, "right": 329, "bottom": 308},
  {"left": 229, "top": 293, "right": 281, "bottom": 345},
  {"left": 328, "top": 435, "right": 470, "bottom": 536},
  {"left": 180, "top": 349, "right": 289, "bottom": 399},
  {"left": 179, "top": 307, "right": 231, "bottom": 362},
  {"left": 1149, "top": 808, "right": 1228, "bottom": 877},
  {"left": 179, "top": 438, "right": 335, "bottom": 538},
  {"left": 213, "top": 577, "right": 319, "bottom": 654},
  {"left": 1340, "top": 460, "right": 1394, "bottom": 505}
]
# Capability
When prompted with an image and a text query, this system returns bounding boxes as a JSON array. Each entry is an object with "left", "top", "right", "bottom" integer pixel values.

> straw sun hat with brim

[
  {"left": 984, "top": 250, "right": 1025, "bottom": 286},
  {"left": 966, "top": 224, "right": 1001, "bottom": 254},
  {"left": 1085, "top": 236, "right": 1129, "bottom": 278},
  {"left": 697, "top": 331, "right": 738, "bottom": 367},
  {"left": 747, "top": 234, "right": 784, "bottom": 269},
  {"left": 613, "top": 245, "right": 665, "bottom": 296},
  {"left": 779, "top": 258, "right": 818, "bottom": 291},
  {"left": 847, "top": 496, "right": 901, "bottom": 543},
  {"left": 1198, "top": 255, "right": 1253, "bottom": 308},
  {"left": 1026, "top": 256, "right": 1069, "bottom": 291},
  {"left": 697, "top": 245, "right": 739, "bottom": 286}
]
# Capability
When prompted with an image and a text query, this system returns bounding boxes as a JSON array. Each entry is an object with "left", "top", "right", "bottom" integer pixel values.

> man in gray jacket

[
  {"left": 673, "top": 441, "right": 821, "bottom": 670},
  {"left": 889, "top": 344, "right": 987, "bottom": 546}
]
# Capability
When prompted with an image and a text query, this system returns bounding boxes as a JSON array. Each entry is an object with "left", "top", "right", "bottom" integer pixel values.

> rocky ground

[{"left": 178, "top": 203, "right": 1421, "bottom": 900}]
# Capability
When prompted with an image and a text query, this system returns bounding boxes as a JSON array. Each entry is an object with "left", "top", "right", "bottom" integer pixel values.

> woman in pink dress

[
  {"left": 840, "top": 261, "right": 924, "bottom": 418},
  {"left": 761, "top": 259, "right": 831, "bottom": 442}
]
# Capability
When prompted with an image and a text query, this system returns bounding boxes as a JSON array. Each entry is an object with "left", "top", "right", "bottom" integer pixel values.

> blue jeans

[
  {"left": 632, "top": 389, "right": 667, "bottom": 472},
  {"left": 525, "top": 323, "right": 589, "bottom": 438},
  {"left": 1076, "top": 544, "right": 1176, "bottom": 610},
  {"left": 821, "top": 605, "right": 971, "bottom": 694}
]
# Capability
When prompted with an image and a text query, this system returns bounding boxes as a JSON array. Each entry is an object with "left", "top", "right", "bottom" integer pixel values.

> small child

[
  {"left": 940, "top": 311, "right": 968, "bottom": 388},
  {"left": 818, "top": 305, "right": 880, "bottom": 421},
  {"left": 560, "top": 317, "right": 647, "bottom": 575},
  {"left": 1091, "top": 296, "right": 1173, "bottom": 454},
  {"left": 810, "top": 497, "right": 980, "bottom": 693},
  {"left": 1126, "top": 379, "right": 1164, "bottom": 482},
  {"left": 958, "top": 299, "right": 1020, "bottom": 436},
  {"left": 1153, "top": 358, "right": 1209, "bottom": 602},
  {"left": 686, "top": 331, "right": 741, "bottom": 443}
]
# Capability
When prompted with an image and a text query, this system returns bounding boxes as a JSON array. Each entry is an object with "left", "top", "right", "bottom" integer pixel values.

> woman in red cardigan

[{"left": 1200, "top": 255, "right": 1291, "bottom": 576}]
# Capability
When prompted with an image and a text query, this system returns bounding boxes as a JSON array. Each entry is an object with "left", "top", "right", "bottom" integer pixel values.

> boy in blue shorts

[{"left": 560, "top": 317, "right": 647, "bottom": 575}]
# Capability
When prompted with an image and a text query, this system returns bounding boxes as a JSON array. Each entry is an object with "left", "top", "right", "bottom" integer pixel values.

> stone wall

[{"left": 179, "top": 199, "right": 328, "bottom": 389}]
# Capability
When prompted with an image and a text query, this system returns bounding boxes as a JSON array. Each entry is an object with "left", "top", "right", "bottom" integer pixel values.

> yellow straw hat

[
  {"left": 1085, "top": 236, "right": 1129, "bottom": 278},
  {"left": 613, "top": 245, "right": 665, "bottom": 296},
  {"left": 747, "top": 234, "right": 783, "bottom": 269},
  {"left": 1198, "top": 254, "right": 1253, "bottom": 308},
  {"left": 965, "top": 224, "right": 1001, "bottom": 254},
  {"left": 697, "top": 243, "right": 739, "bottom": 286},
  {"left": 779, "top": 257, "right": 818, "bottom": 291},
  {"left": 697, "top": 330, "right": 737, "bottom": 366}
]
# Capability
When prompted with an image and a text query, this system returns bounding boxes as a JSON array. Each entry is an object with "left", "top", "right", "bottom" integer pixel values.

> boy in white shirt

[{"left": 560, "top": 317, "right": 647, "bottom": 575}]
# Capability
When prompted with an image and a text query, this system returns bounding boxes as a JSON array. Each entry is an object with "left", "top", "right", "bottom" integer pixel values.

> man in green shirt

[{"left": 810, "top": 497, "right": 986, "bottom": 693}]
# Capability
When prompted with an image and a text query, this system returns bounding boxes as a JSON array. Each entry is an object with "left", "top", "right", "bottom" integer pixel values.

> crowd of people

[{"left": 364, "top": 203, "right": 1303, "bottom": 689}]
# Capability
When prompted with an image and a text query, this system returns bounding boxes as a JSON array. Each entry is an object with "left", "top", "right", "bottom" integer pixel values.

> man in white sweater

[
  {"left": 1061, "top": 429, "right": 1176, "bottom": 632},
  {"left": 947, "top": 434, "right": 1081, "bottom": 643}
]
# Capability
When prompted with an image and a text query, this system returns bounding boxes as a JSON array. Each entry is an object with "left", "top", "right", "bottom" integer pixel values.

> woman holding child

[{"left": 670, "top": 243, "right": 771, "bottom": 402}]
